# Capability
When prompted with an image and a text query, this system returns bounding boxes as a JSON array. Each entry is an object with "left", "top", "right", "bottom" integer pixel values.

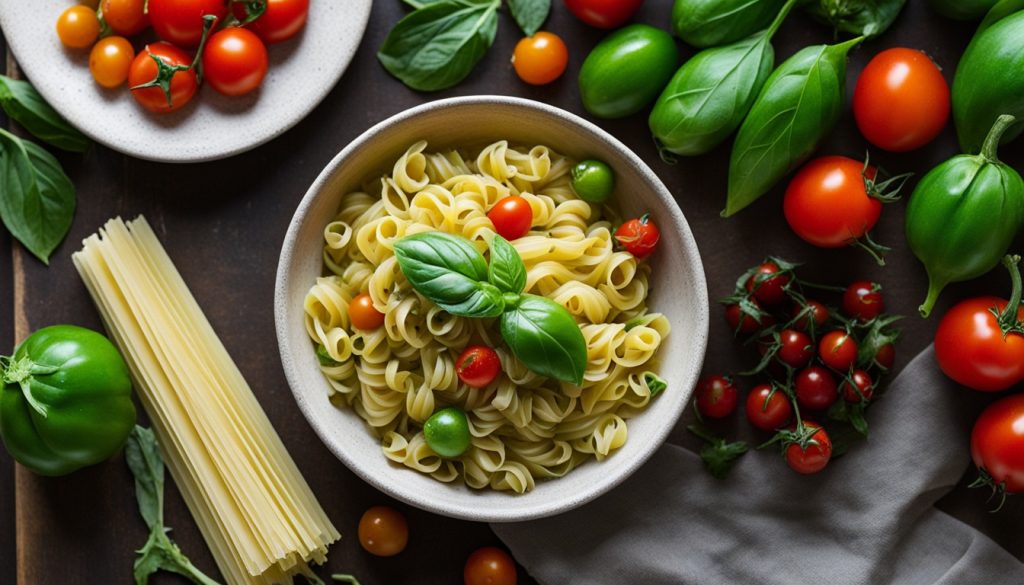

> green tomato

[
  {"left": 571, "top": 160, "right": 615, "bottom": 203},
  {"left": 0, "top": 325, "right": 135, "bottom": 476},
  {"left": 578, "top": 24, "right": 679, "bottom": 119},
  {"left": 424, "top": 407, "right": 471, "bottom": 458}
]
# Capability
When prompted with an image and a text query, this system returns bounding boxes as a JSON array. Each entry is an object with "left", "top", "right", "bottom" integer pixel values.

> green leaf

[
  {"left": 394, "top": 231, "right": 505, "bottom": 317},
  {"left": 316, "top": 345, "right": 341, "bottom": 366},
  {"left": 500, "top": 295, "right": 587, "bottom": 385},
  {"left": 0, "top": 76, "right": 89, "bottom": 153},
  {"left": 855, "top": 314, "right": 902, "bottom": 368},
  {"left": 724, "top": 37, "right": 862, "bottom": 217},
  {"left": 487, "top": 235, "right": 527, "bottom": 294},
  {"left": 507, "top": 0, "right": 550, "bottom": 36},
  {"left": 643, "top": 372, "right": 667, "bottom": 396},
  {"left": 803, "top": 0, "right": 906, "bottom": 37},
  {"left": 687, "top": 424, "right": 748, "bottom": 479},
  {"left": 378, "top": 0, "right": 500, "bottom": 91},
  {"left": 125, "top": 426, "right": 164, "bottom": 531}
]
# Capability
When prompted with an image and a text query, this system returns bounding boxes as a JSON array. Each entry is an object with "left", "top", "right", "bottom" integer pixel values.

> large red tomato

[
  {"left": 935, "top": 297, "right": 1024, "bottom": 392},
  {"left": 972, "top": 394, "right": 1024, "bottom": 494},
  {"left": 784, "top": 156, "right": 882, "bottom": 249},
  {"left": 202, "top": 27, "right": 269, "bottom": 96},
  {"left": 148, "top": 0, "right": 227, "bottom": 47}
]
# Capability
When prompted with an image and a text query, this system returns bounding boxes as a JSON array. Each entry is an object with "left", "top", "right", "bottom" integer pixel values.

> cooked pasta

[{"left": 304, "top": 140, "right": 670, "bottom": 493}]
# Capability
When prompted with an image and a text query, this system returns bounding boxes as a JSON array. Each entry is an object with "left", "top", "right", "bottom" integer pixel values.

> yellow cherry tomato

[
  {"left": 56, "top": 5, "right": 101, "bottom": 49},
  {"left": 512, "top": 32, "right": 569, "bottom": 86},
  {"left": 89, "top": 36, "right": 135, "bottom": 88}
]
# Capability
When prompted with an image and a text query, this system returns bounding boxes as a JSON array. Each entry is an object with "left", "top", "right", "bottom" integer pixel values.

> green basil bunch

[
  {"left": 394, "top": 232, "right": 587, "bottom": 385},
  {"left": 724, "top": 36, "right": 863, "bottom": 217},
  {"left": 671, "top": 0, "right": 784, "bottom": 49},
  {"left": 650, "top": 0, "right": 796, "bottom": 158},
  {"left": 802, "top": 0, "right": 906, "bottom": 37}
]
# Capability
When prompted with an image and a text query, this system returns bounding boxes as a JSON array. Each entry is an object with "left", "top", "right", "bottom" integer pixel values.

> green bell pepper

[
  {"left": 906, "top": 115, "right": 1024, "bottom": 317},
  {"left": 0, "top": 325, "right": 135, "bottom": 475}
]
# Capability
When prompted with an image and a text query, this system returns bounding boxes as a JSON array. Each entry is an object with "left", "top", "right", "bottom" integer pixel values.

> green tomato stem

[
  {"left": 979, "top": 114, "right": 1018, "bottom": 163},
  {"left": 766, "top": 0, "right": 799, "bottom": 39},
  {"left": 918, "top": 275, "right": 946, "bottom": 318},
  {"left": 997, "top": 254, "right": 1023, "bottom": 331}
]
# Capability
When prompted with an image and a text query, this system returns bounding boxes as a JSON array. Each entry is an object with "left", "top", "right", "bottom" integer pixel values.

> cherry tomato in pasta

[
  {"left": 348, "top": 293, "right": 385, "bottom": 330},
  {"left": 465, "top": 546, "right": 518, "bottom": 585},
  {"left": 358, "top": 506, "right": 408, "bottom": 557},
  {"left": 488, "top": 196, "right": 533, "bottom": 240},
  {"left": 512, "top": 32, "right": 569, "bottom": 85},
  {"left": 56, "top": 5, "right": 101, "bottom": 49},
  {"left": 456, "top": 346, "right": 502, "bottom": 388},
  {"left": 614, "top": 214, "right": 660, "bottom": 259}
]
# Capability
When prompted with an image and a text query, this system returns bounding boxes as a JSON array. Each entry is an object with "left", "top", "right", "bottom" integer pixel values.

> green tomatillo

[
  {"left": 424, "top": 407, "right": 471, "bottom": 458},
  {"left": 0, "top": 325, "right": 135, "bottom": 475}
]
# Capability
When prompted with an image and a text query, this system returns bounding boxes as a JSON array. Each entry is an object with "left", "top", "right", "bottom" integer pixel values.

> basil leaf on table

[
  {"left": 487, "top": 234, "right": 527, "bottom": 294},
  {"left": 393, "top": 231, "right": 506, "bottom": 317},
  {"left": 0, "top": 76, "right": 89, "bottom": 153},
  {"left": 802, "top": 0, "right": 906, "bottom": 37},
  {"left": 0, "top": 129, "right": 76, "bottom": 264},
  {"left": 507, "top": 0, "right": 551, "bottom": 36},
  {"left": 378, "top": 0, "right": 500, "bottom": 92},
  {"left": 724, "top": 36, "right": 863, "bottom": 217},
  {"left": 501, "top": 295, "right": 587, "bottom": 385}
]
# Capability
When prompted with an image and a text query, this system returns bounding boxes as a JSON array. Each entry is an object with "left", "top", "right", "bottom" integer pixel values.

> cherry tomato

[
  {"left": 791, "top": 300, "right": 829, "bottom": 332},
  {"left": 424, "top": 407, "right": 471, "bottom": 458},
  {"left": 148, "top": 0, "right": 226, "bottom": 47},
  {"left": 776, "top": 329, "right": 813, "bottom": 369},
  {"left": 488, "top": 196, "right": 533, "bottom": 240},
  {"left": 456, "top": 346, "right": 502, "bottom": 389},
  {"left": 465, "top": 546, "right": 517, "bottom": 585},
  {"left": 358, "top": 506, "right": 408, "bottom": 557},
  {"left": 348, "top": 293, "right": 385, "bottom": 331},
  {"left": 56, "top": 5, "right": 101, "bottom": 49},
  {"left": 101, "top": 0, "right": 149, "bottom": 36},
  {"left": 853, "top": 47, "right": 949, "bottom": 152},
  {"left": 563, "top": 0, "right": 644, "bottom": 29},
  {"left": 128, "top": 42, "right": 198, "bottom": 114},
  {"left": 695, "top": 375, "right": 738, "bottom": 419},
  {"left": 785, "top": 421, "right": 832, "bottom": 475},
  {"left": 818, "top": 330, "right": 858, "bottom": 372},
  {"left": 614, "top": 214, "right": 660, "bottom": 259},
  {"left": 202, "top": 27, "right": 268, "bottom": 96},
  {"left": 724, "top": 301, "right": 768, "bottom": 336},
  {"left": 512, "top": 32, "right": 569, "bottom": 86},
  {"left": 875, "top": 343, "right": 895, "bottom": 371},
  {"left": 784, "top": 157, "right": 881, "bottom": 249},
  {"left": 745, "top": 384, "right": 792, "bottom": 431},
  {"left": 234, "top": 0, "right": 308, "bottom": 44},
  {"left": 935, "top": 297, "right": 1024, "bottom": 392},
  {"left": 841, "top": 369, "right": 874, "bottom": 403},
  {"left": 744, "top": 261, "right": 790, "bottom": 306},
  {"left": 795, "top": 366, "right": 838, "bottom": 410},
  {"left": 89, "top": 36, "right": 135, "bottom": 88},
  {"left": 972, "top": 394, "right": 1024, "bottom": 494},
  {"left": 843, "top": 281, "right": 885, "bottom": 321}
]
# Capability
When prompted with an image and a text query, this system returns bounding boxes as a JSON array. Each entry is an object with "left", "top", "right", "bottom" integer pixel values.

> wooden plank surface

[{"left": 3, "top": 1, "right": 1024, "bottom": 584}]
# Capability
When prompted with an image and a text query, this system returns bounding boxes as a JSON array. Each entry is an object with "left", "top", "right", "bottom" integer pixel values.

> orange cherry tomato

[
  {"left": 512, "top": 32, "right": 569, "bottom": 85},
  {"left": 358, "top": 506, "right": 408, "bottom": 557},
  {"left": 464, "top": 546, "right": 517, "bottom": 585},
  {"left": 487, "top": 196, "right": 533, "bottom": 240},
  {"left": 56, "top": 5, "right": 101, "bottom": 49},
  {"left": 101, "top": 0, "right": 149, "bottom": 36},
  {"left": 90, "top": 36, "right": 136, "bottom": 88},
  {"left": 128, "top": 42, "right": 198, "bottom": 114},
  {"left": 349, "top": 293, "right": 385, "bottom": 330}
]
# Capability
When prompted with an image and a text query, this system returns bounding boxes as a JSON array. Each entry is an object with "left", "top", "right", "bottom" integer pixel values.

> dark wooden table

[{"left": 3, "top": 1, "right": 1023, "bottom": 584}]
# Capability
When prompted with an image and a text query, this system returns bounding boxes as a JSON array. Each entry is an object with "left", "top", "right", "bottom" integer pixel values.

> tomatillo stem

[
  {"left": 997, "top": 254, "right": 1023, "bottom": 331},
  {"left": 980, "top": 114, "right": 1018, "bottom": 163}
]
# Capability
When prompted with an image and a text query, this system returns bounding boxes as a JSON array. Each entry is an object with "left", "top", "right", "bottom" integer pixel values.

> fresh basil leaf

[
  {"left": 316, "top": 345, "right": 341, "bottom": 366},
  {"left": 394, "top": 231, "right": 505, "bottom": 317},
  {"left": 487, "top": 235, "right": 527, "bottom": 294},
  {"left": 507, "top": 0, "right": 550, "bottom": 36},
  {"left": 0, "top": 76, "right": 89, "bottom": 153},
  {"left": 500, "top": 294, "right": 586, "bottom": 385},
  {"left": 644, "top": 372, "right": 667, "bottom": 396},
  {"left": 724, "top": 37, "right": 862, "bottom": 217},
  {"left": 803, "top": 0, "right": 906, "bottom": 37},
  {"left": 125, "top": 426, "right": 164, "bottom": 531},
  {"left": 378, "top": 0, "right": 500, "bottom": 92}
]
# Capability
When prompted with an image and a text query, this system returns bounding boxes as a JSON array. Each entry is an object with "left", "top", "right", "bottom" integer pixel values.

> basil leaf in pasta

[
  {"left": 487, "top": 234, "right": 527, "bottom": 294},
  {"left": 0, "top": 76, "right": 89, "bottom": 153},
  {"left": 501, "top": 294, "right": 587, "bottom": 385},
  {"left": 394, "top": 231, "right": 505, "bottom": 317},
  {"left": 507, "top": 0, "right": 551, "bottom": 36},
  {"left": 644, "top": 372, "right": 668, "bottom": 396}
]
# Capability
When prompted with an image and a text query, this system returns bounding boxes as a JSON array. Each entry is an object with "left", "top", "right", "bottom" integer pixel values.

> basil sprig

[
  {"left": 0, "top": 75, "right": 89, "bottom": 153},
  {"left": 394, "top": 232, "right": 587, "bottom": 385},
  {"left": 802, "top": 0, "right": 906, "bottom": 37}
]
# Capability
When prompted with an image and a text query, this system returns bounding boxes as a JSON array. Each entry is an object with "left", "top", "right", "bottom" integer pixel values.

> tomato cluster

[
  {"left": 56, "top": 0, "right": 309, "bottom": 114},
  {"left": 695, "top": 258, "right": 900, "bottom": 476}
]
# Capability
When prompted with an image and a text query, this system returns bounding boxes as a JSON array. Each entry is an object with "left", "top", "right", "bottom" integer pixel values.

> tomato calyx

[
  {"left": 130, "top": 14, "right": 215, "bottom": 107},
  {"left": 861, "top": 153, "right": 913, "bottom": 204},
  {"left": 969, "top": 467, "right": 1010, "bottom": 513},
  {"left": 225, "top": 0, "right": 267, "bottom": 27},
  {"left": 990, "top": 254, "right": 1024, "bottom": 336},
  {"left": 687, "top": 422, "right": 749, "bottom": 480}
]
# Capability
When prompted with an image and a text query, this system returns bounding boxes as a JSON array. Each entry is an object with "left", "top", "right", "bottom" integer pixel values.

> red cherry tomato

[
  {"left": 456, "top": 346, "right": 502, "bottom": 389},
  {"left": 841, "top": 369, "right": 874, "bottom": 403},
  {"left": 875, "top": 343, "right": 895, "bottom": 371},
  {"left": 843, "top": 281, "right": 885, "bottom": 321},
  {"left": 791, "top": 300, "right": 829, "bottom": 332},
  {"left": 488, "top": 196, "right": 533, "bottom": 240},
  {"left": 349, "top": 293, "right": 385, "bottom": 331},
  {"left": 465, "top": 547, "right": 517, "bottom": 585},
  {"left": 614, "top": 214, "right": 660, "bottom": 259},
  {"left": 563, "top": 0, "right": 644, "bottom": 28},
  {"left": 935, "top": 296, "right": 1024, "bottom": 392},
  {"left": 202, "top": 27, "right": 268, "bottom": 96},
  {"left": 695, "top": 375, "right": 738, "bottom": 419},
  {"left": 972, "top": 394, "right": 1024, "bottom": 494},
  {"left": 853, "top": 48, "right": 950, "bottom": 152},
  {"left": 784, "top": 156, "right": 882, "bottom": 249},
  {"left": 795, "top": 366, "right": 838, "bottom": 410},
  {"left": 102, "top": 0, "right": 149, "bottom": 36},
  {"left": 128, "top": 42, "right": 198, "bottom": 114},
  {"left": 148, "top": 0, "right": 226, "bottom": 47},
  {"left": 745, "top": 384, "right": 792, "bottom": 431},
  {"left": 785, "top": 421, "right": 832, "bottom": 475},
  {"left": 358, "top": 506, "right": 408, "bottom": 557},
  {"left": 234, "top": 0, "right": 308, "bottom": 44},
  {"left": 724, "top": 301, "right": 770, "bottom": 335},
  {"left": 512, "top": 32, "right": 569, "bottom": 85},
  {"left": 744, "top": 261, "right": 790, "bottom": 306},
  {"left": 777, "top": 329, "right": 813, "bottom": 369},
  {"left": 818, "top": 330, "right": 858, "bottom": 372}
]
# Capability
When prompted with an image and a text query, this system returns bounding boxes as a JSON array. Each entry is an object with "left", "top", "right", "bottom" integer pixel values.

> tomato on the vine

[
  {"left": 784, "top": 421, "right": 832, "bottom": 475},
  {"left": 348, "top": 293, "right": 385, "bottom": 331},
  {"left": 90, "top": 36, "right": 135, "bottom": 88},
  {"left": 777, "top": 329, "right": 813, "bottom": 369},
  {"left": 235, "top": 0, "right": 309, "bottom": 44},
  {"left": 784, "top": 156, "right": 882, "bottom": 250},
  {"left": 695, "top": 375, "right": 738, "bottom": 419},
  {"left": 853, "top": 48, "right": 949, "bottom": 152},
  {"left": 615, "top": 214, "right": 660, "bottom": 259},
  {"left": 465, "top": 547, "right": 517, "bottom": 585},
  {"left": 875, "top": 343, "right": 895, "bottom": 371},
  {"left": 795, "top": 366, "right": 838, "bottom": 410},
  {"left": 148, "top": 0, "right": 227, "bottom": 47},
  {"left": 101, "top": 0, "right": 149, "bottom": 36},
  {"left": 563, "top": 0, "right": 644, "bottom": 29},
  {"left": 128, "top": 43, "right": 198, "bottom": 113},
  {"left": 202, "top": 27, "right": 269, "bottom": 96},
  {"left": 358, "top": 506, "right": 408, "bottom": 557},
  {"left": 488, "top": 196, "right": 533, "bottom": 241},
  {"left": 745, "top": 384, "right": 791, "bottom": 431},
  {"left": 841, "top": 369, "right": 874, "bottom": 403},
  {"left": 512, "top": 32, "right": 569, "bottom": 86},
  {"left": 818, "top": 330, "right": 858, "bottom": 372},
  {"left": 744, "top": 261, "right": 790, "bottom": 306},
  {"left": 724, "top": 301, "right": 769, "bottom": 335},
  {"left": 972, "top": 394, "right": 1024, "bottom": 494},
  {"left": 791, "top": 300, "right": 828, "bottom": 331},
  {"left": 456, "top": 346, "right": 502, "bottom": 389},
  {"left": 56, "top": 5, "right": 101, "bottom": 49},
  {"left": 843, "top": 281, "right": 885, "bottom": 321}
]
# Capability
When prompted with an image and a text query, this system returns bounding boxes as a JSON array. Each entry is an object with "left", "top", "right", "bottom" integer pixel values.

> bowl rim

[{"left": 274, "top": 95, "right": 709, "bottom": 522}]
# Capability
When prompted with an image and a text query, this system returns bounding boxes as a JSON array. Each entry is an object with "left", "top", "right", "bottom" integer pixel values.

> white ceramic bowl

[
  {"left": 275, "top": 96, "right": 709, "bottom": 522},
  {"left": 0, "top": 0, "right": 371, "bottom": 163}
]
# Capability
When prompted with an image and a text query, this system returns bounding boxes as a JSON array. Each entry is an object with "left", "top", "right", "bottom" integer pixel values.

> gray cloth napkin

[{"left": 493, "top": 347, "right": 1024, "bottom": 585}]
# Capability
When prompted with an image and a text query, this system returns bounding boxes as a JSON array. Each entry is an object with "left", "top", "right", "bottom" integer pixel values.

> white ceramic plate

[
  {"left": 276, "top": 96, "right": 710, "bottom": 522},
  {"left": 0, "top": 1, "right": 371, "bottom": 163}
]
